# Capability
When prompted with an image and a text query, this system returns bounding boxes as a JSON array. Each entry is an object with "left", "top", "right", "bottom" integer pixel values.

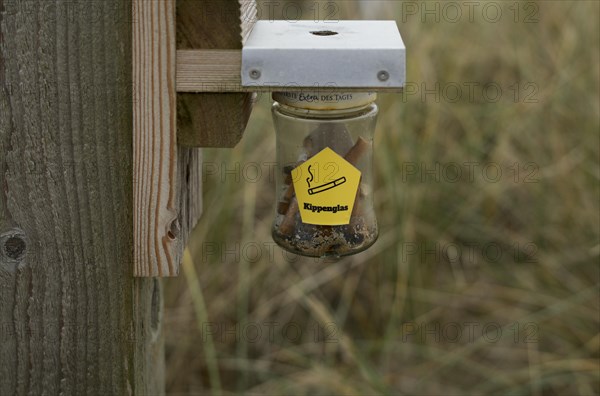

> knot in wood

[{"left": 1, "top": 230, "right": 27, "bottom": 262}]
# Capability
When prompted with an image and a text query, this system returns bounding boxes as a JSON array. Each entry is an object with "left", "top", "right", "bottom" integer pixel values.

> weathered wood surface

[
  {"left": 177, "top": 49, "right": 243, "bottom": 92},
  {"left": 0, "top": 0, "right": 163, "bottom": 394},
  {"left": 176, "top": 144, "right": 203, "bottom": 265},
  {"left": 176, "top": 0, "right": 256, "bottom": 147},
  {"left": 133, "top": 0, "right": 182, "bottom": 276}
]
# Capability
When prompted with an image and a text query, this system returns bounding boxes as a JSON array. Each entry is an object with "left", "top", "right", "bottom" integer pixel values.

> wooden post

[
  {"left": 132, "top": 0, "right": 255, "bottom": 277},
  {"left": 0, "top": 1, "right": 163, "bottom": 394},
  {"left": 133, "top": 0, "right": 181, "bottom": 276}
]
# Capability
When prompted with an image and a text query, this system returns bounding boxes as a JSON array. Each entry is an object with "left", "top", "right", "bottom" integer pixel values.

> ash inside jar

[{"left": 272, "top": 211, "right": 378, "bottom": 258}]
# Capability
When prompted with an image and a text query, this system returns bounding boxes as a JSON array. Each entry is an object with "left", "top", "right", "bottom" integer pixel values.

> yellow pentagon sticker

[{"left": 292, "top": 147, "right": 361, "bottom": 226}]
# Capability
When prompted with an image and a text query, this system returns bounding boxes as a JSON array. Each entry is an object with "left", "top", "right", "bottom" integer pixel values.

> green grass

[{"left": 164, "top": 1, "right": 599, "bottom": 394}]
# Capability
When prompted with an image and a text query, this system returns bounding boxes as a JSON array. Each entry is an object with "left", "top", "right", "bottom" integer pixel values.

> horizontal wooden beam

[
  {"left": 176, "top": 49, "right": 403, "bottom": 93},
  {"left": 177, "top": 50, "right": 242, "bottom": 92}
]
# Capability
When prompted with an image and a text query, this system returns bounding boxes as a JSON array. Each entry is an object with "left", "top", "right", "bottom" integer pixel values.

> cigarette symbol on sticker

[{"left": 308, "top": 176, "right": 347, "bottom": 195}]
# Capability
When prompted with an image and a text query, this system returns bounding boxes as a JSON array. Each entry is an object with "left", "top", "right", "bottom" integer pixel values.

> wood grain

[
  {"left": 133, "top": 0, "right": 181, "bottom": 276},
  {"left": 0, "top": 0, "right": 163, "bottom": 393},
  {"left": 176, "top": 0, "right": 256, "bottom": 148},
  {"left": 177, "top": 49, "right": 243, "bottom": 92}
]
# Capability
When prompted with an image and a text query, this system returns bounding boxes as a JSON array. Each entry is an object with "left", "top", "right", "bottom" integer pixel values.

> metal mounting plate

[{"left": 241, "top": 20, "right": 406, "bottom": 89}]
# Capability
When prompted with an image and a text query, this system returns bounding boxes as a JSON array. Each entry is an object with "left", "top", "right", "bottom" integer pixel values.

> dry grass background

[{"left": 163, "top": 1, "right": 599, "bottom": 395}]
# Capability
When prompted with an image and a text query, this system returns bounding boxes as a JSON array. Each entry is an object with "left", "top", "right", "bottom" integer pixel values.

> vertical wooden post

[
  {"left": 133, "top": 0, "right": 181, "bottom": 276},
  {"left": 0, "top": 0, "right": 163, "bottom": 393},
  {"left": 132, "top": 0, "right": 254, "bottom": 277}
]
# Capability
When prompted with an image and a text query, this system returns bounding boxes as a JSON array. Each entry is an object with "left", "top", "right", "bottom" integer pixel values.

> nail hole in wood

[{"left": 168, "top": 219, "right": 180, "bottom": 240}]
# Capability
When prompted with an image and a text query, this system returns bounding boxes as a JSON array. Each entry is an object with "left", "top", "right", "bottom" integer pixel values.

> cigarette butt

[
  {"left": 283, "top": 184, "right": 295, "bottom": 202},
  {"left": 277, "top": 201, "right": 290, "bottom": 215},
  {"left": 279, "top": 198, "right": 299, "bottom": 236},
  {"left": 278, "top": 159, "right": 309, "bottom": 237},
  {"left": 283, "top": 159, "right": 304, "bottom": 186},
  {"left": 345, "top": 139, "right": 369, "bottom": 232},
  {"left": 350, "top": 181, "right": 366, "bottom": 227},
  {"left": 283, "top": 165, "right": 294, "bottom": 175},
  {"left": 344, "top": 137, "right": 370, "bottom": 165},
  {"left": 351, "top": 189, "right": 364, "bottom": 218}
]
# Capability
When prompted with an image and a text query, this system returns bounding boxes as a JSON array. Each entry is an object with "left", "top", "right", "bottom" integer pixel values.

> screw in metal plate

[
  {"left": 249, "top": 69, "right": 261, "bottom": 80},
  {"left": 377, "top": 71, "right": 390, "bottom": 82}
]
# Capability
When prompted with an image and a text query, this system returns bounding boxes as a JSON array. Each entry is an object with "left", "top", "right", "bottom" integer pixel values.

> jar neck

[{"left": 273, "top": 101, "right": 377, "bottom": 120}]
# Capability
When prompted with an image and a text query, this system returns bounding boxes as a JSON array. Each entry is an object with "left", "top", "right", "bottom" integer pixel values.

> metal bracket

[{"left": 241, "top": 20, "right": 406, "bottom": 90}]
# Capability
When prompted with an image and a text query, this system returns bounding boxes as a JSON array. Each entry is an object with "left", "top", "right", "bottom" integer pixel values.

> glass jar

[{"left": 271, "top": 91, "right": 379, "bottom": 258}]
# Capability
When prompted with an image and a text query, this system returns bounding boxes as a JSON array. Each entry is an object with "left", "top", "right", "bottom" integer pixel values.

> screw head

[
  {"left": 377, "top": 70, "right": 390, "bottom": 82},
  {"left": 249, "top": 69, "right": 261, "bottom": 80}
]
